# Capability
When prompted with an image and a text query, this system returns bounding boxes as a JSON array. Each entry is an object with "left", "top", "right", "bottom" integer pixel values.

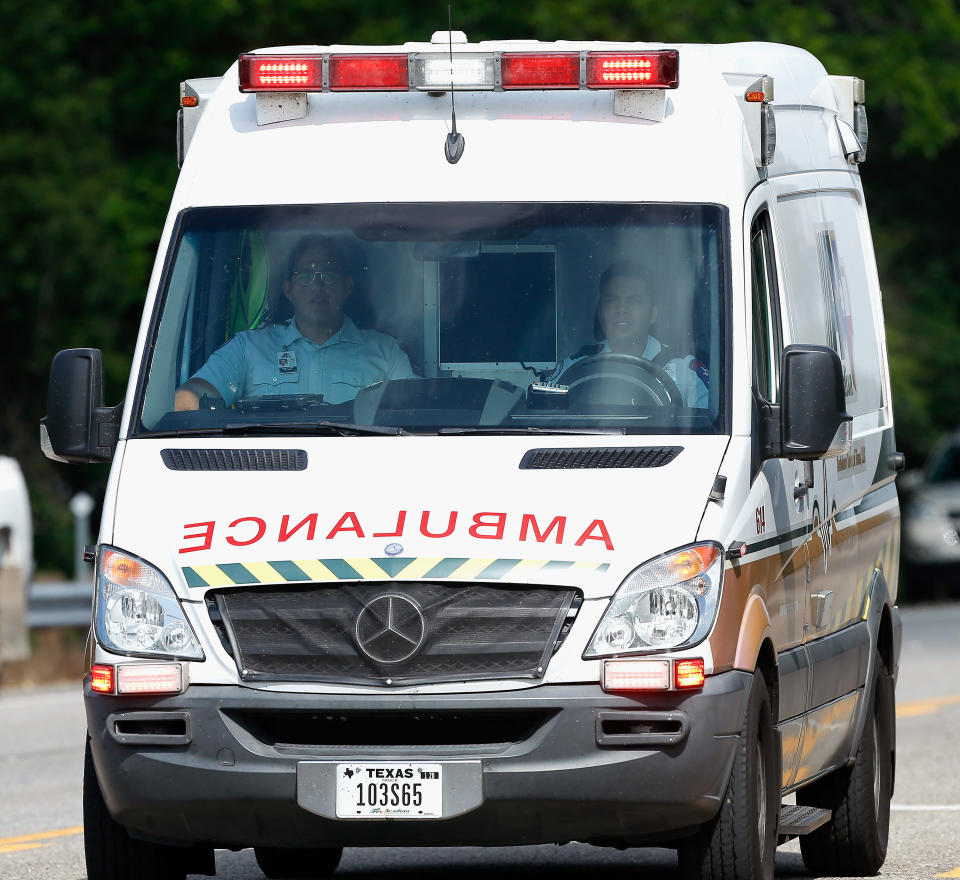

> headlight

[
  {"left": 585, "top": 542, "right": 724, "bottom": 658},
  {"left": 94, "top": 547, "right": 203, "bottom": 660}
]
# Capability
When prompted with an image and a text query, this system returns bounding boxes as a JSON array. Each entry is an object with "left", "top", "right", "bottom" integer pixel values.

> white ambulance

[{"left": 42, "top": 34, "right": 902, "bottom": 880}]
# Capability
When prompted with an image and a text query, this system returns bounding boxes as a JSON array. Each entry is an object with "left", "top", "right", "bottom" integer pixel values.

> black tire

[
  {"left": 798, "top": 650, "right": 894, "bottom": 876},
  {"left": 255, "top": 845, "right": 343, "bottom": 878},
  {"left": 678, "top": 670, "right": 779, "bottom": 880},
  {"left": 83, "top": 739, "right": 187, "bottom": 880}
]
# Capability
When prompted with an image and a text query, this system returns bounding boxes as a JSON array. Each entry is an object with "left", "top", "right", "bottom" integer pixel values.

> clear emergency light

[
  {"left": 238, "top": 50, "right": 679, "bottom": 93},
  {"left": 412, "top": 54, "right": 496, "bottom": 90}
]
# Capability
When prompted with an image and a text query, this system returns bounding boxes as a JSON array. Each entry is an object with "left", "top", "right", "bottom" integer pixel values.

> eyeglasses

[{"left": 290, "top": 269, "right": 344, "bottom": 287}]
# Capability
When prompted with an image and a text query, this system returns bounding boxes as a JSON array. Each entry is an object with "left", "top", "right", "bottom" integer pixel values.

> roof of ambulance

[{"left": 173, "top": 40, "right": 849, "bottom": 212}]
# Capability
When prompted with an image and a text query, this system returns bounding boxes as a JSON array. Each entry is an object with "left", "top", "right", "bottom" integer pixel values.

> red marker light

[
  {"left": 501, "top": 53, "right": 580, "bottom": 90},
  {"left": 675, "top": 658, "right": 706, "bottom": 689},
  {"left": 90, "top": 664, "right": 115, "bottom": 694},
  {"left": 239, "top": 54, "right": 324, "bottom": 92},
  {"left": 180, "top": 96, "right": 199, "bottom": 108},
  {"left": 585, "top": 51, "right": 679, "bottom": 89},
  {"left": 329, "top": 54, "right": 409, "bottom": 91}
]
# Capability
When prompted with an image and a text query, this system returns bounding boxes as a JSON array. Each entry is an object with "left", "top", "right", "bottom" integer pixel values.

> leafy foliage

[{"left": 3, "top": 1, "right": 958, "bottom": 570}]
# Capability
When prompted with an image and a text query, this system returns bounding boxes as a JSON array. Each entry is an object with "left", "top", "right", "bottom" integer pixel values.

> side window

[{"left": 750, "top": 211, "right": 782, "bottom": 402}]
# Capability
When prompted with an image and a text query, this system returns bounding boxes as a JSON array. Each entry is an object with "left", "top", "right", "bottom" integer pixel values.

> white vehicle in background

[
  {"left": 0, "top": 456, "right": 32, "bottom": 665},
  {"left": 901, "top": 431, "right": 960, "bottom": 596},
  {"left": 43, "top": 33, "right": 902, "bottom": 880}
]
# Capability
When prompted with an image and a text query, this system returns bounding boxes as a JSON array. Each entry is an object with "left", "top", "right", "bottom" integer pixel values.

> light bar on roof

[{"left": 238, "top": 49, "right": 680, "bottom": 94}]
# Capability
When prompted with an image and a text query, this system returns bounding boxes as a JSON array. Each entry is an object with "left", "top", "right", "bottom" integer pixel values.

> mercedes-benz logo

[{"left": 354, "top": 594, "right": 426, "bottom": 664}]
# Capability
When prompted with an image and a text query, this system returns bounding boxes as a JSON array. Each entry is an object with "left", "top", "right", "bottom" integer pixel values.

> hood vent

[
  {"left": 520, "top": 446, "right": 682, "bottom": 470},
  {"left": 161, "top": 448, "right": 307, "bottom": 471}
]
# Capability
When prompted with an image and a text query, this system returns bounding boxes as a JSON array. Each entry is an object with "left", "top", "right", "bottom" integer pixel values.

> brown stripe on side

[{"left": 710, "top": 544, "right": 807, "bottom": 673}]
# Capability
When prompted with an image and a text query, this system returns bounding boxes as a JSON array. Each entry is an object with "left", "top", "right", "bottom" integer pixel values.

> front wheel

[
  {"left": 678, "top": 669, "right": 779, "bottom": 880},
  {"left": 798, "top": 649, "right": 894, "bottom": 875}
]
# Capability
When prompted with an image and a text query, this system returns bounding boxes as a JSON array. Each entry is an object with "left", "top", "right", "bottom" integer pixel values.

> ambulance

[{"left": 41, "top": 33, "right": 902, "bottom": 880}]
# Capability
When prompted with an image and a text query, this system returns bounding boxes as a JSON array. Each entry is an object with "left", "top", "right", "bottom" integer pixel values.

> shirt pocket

[
  {"left": 327, "top": 356, "right": 384, "bottom": 393},
  {"left": 249, "top": 368, "right": 300, "bottom": 395}
]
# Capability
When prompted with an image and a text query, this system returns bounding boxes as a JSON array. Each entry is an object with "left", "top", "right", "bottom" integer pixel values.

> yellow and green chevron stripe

[{"left": 182, "top": 557, "right": 610, "bottom": 588}]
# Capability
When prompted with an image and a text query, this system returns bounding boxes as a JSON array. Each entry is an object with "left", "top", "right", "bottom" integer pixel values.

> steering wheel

[{"left": 558, "top": 354, "right": 684, "bottom": 407}]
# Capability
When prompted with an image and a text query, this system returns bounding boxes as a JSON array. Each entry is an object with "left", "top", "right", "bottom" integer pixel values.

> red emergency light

[
  {"left": 501, "top": 53, "right": 580, "bottom": 89},
  {"left": 239, "top": 54, "right": 324, "bottom": 92},
  {"left": 585, "top": 50, "right": 678, "bottom": 89},
  {"left": 329, "top": 54, "right": 409, "bottom": 91}
]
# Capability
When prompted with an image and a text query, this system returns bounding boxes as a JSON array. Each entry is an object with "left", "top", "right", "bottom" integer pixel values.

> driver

[
  {"left": 549, "top": 261, "right": 709, "bottom": 408},
  {"left": 174, "top": 236, "right": 414, "bottom": 411}
]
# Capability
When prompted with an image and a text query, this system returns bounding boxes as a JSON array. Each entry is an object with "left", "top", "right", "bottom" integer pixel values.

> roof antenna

[{"left": 443, "top": 5, "right": 465, "bottom": 164}]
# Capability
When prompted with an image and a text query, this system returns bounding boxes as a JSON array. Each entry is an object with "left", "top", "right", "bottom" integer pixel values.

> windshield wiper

[
  {"left": 215, "top": 420, "right": 406, "bottom": 437},
  {"left": 437, "top": 426, "right": 623, "bottom": 435}
]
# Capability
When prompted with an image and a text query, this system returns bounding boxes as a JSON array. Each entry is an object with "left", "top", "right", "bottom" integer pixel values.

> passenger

[
  {"left": 550, "top": 261, "right": 709, "bottom": 407},
  {"left": 174, "top": 236, "right": 414, "bottom": 410}
]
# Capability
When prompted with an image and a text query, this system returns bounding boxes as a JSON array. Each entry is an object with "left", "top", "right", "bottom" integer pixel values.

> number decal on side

[{"left": 755, "top": 505, "right": 766, "bottom": 535}]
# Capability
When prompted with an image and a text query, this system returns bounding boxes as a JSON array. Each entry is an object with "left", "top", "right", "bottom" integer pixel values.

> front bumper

[{"left": 86, "top": 671, "right": 751, "bottom": 849}]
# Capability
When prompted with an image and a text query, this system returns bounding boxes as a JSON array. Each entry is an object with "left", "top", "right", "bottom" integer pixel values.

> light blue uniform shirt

[
  {"left": 193, "top": 316, "right": 415, "bottom": 407},
  {"left": 550, "top": 336, "right": 709, "bottom": 409}
]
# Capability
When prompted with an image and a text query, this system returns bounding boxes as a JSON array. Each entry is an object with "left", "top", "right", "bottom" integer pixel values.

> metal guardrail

[{"left": 27, "top": 580, "right": 94, "bottom": 628}]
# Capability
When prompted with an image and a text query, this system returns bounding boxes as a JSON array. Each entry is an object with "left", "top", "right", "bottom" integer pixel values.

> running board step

[{"left": 778, "top": 805, "right": 832, "bottom": 836}]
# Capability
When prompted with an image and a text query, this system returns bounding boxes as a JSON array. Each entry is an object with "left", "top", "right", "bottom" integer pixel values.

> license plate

[{"left": 335, "top": 763, "right": 442, "bottom": 818}]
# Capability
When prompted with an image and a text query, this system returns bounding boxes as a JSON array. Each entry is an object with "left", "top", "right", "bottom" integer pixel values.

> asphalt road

[{"left": 2, "top": 602, "right": 958, "bottom": 880}]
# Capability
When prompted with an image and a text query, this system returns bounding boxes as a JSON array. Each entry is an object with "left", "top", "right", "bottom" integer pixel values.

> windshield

[{"left": 137, "top": 203, "right": 728, "bottom": 436}]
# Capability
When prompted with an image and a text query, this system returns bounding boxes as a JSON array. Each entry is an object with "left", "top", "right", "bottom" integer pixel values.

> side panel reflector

[{"left": 586, "top": 50, "right": 679, "bottom": 89}]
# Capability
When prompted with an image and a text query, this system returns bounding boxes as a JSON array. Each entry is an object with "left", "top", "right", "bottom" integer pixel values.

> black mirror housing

[
  {"left": 779, "top": 344, "right": 852, "bottom": 460},
  {"left": 40, "top": 348, "right": 121, "bottom": 464}
]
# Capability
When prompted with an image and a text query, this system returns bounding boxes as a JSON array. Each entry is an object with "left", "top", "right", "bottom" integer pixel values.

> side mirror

[
  {"left": 761, "top": 344, "right": 852, "bottom": 461},
  {"left": 40, "top": 348, "right": 122, "bottom": 464}
]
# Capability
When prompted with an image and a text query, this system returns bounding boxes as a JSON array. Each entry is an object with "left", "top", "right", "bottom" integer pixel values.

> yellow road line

[
  {"left": 0, "top": 843, "right": 45, "bottom": 854},
  {"left": 897, "top": 694, "right": 960, "bottom": 719},
  {"left": 935, "top": 869, "right": 960, "bottom": 878},
  {"left": 0, "top": 826, "right": 83, "bottom": 848}
]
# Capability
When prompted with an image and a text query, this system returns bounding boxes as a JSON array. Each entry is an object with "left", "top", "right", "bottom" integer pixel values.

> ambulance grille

[
  {"left": 160, "top": 448, "right": 307, "bottom": 471},
  {"left": 210, "top": 583, "right": 579, "bottom": 686},
  {"left": 519, "top": 446, "right": 682, "bottom": 469}
]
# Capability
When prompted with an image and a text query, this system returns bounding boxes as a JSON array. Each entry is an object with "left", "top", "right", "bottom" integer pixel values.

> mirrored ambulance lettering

[{"left": 179, "top": 511, "right": 614, "bottom": 552}]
